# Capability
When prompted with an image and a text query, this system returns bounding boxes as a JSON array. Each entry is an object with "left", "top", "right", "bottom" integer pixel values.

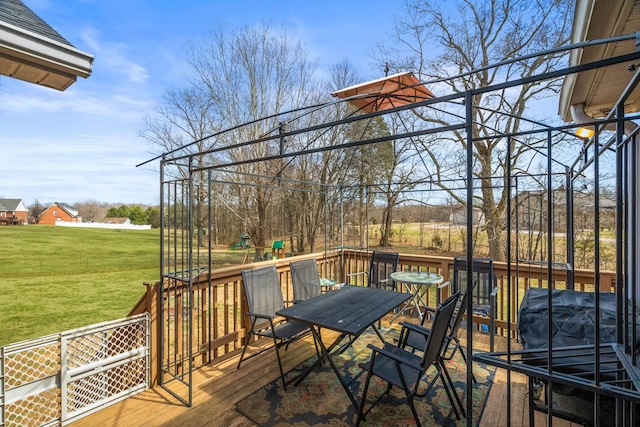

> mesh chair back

[
  {"left": 241, "top": 265, "right": 284, "bottom": 317},
  {"left": 290, "top": 258, "right": 322, "bottom": 301},
  {"left": 368, "top": 251, "right": 399, "bottom": 289},
  {"left": 421, "top": 292, "right": 459, "bottom": 368},
  {"left": 452, "top": 257, "right": 495, "bottom": 314},
  {"left": 404, "top": 287, "right": 469, "bottom": 353},
  {"left": 448, "top": 286, "right": 469, "bottom": 336}
]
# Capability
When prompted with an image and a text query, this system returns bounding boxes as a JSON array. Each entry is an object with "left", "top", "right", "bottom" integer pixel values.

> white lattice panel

[{"left": 1, "top": 314, "right": 149, "bottom": 427}]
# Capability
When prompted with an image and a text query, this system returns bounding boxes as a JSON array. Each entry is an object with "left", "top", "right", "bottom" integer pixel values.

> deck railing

[
  {"left": 132, "top": 249, "right": 615, "bottom": 385},
  {"left": 0, "top": 314, "right": 149, "bottom": 427}
]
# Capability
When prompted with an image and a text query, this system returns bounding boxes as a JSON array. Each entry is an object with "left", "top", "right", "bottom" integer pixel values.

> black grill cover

[{"left": 518, "top": 288, "right": 619, "bottom": 350}]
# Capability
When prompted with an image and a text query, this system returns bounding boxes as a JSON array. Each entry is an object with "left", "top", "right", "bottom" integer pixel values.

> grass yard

[
  {"left": 0, "top": 226, "right": 160, "bottom": 347},
  {"left": 1, "top": 222, "right": 609, "bottom": 348}
]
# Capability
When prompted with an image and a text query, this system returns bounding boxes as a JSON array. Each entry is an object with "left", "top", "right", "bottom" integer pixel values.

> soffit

[{"left": 559, "top": 0, "right": 640, "bottom": 121}]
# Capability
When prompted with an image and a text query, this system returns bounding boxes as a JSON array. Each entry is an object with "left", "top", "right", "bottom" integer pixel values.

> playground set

[{"left": 233, "top": 233, "right": 287, "bottom": 263}]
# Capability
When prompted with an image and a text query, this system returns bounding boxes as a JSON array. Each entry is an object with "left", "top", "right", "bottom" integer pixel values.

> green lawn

[{"left": 0, "top": 226, "right": 160, "bottom": 346}]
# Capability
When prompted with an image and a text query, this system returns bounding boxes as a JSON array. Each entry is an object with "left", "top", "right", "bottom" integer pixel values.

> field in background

[
  {"left": 0, "top": 226, "right": 253, "bottom": 347},
  {"left": 2, "top": 221, "right": 608, "bottom": 347},
  {"left": 0, "top": 226, "right": 160, "bottom": 346}
]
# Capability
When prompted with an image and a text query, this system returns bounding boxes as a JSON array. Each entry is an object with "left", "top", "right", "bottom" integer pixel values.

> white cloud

[{"left": 80, "top": 28, "right": 150, "bottom": 85}]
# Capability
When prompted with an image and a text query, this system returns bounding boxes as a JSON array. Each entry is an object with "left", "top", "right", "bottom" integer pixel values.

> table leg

[
  {"left": 370, "top": 323, "right": 387, "bottom": 343},
  {"left": 411, "top": 284, "right": 423, "bottom": 319},
  {"left": 412, "top": 285, "right": 431, "bottom": 320},
  {"left": 389, "top": 284, "right": 422, "bottom": 323},
  {"left": 291, "top": 327, "right": 361, "bottom": 411},
  {"left": 315, "top": 328, "right": 361, "bottom": 410},
  {"left": 293, "top": 327, "right": 337, "bottom": 385}
]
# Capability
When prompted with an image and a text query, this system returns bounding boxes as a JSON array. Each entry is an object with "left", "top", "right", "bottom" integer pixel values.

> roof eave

[
  {"left": 558, "top": 0, "right": 637, "bottom": 122},
  {"left": 558, "top": 0, "right": 595, "bottom": 121},
  {"left": 0, "top": 20, "right": 94, "bottom": 90}
]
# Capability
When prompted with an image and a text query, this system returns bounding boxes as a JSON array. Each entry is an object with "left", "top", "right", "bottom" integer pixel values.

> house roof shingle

[
  {"left": 0, "top": 198, "right": 25, "bottom": 211},
  {"left": 0, "top": 0, "right": 73, "bottom": 47}
]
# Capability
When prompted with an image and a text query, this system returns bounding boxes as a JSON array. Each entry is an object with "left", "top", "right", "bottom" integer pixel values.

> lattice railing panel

[
  {"left": 106, "top": 358, "right": 146, "bottom": 394},
  {"left": 1, "top": 314, "right": 149, "bottom": 427},
  {"left": 3, "top": 342, "right": 60, "bottom": 390},
  {"left": 66, "top": 333, "right": 105, "bottom": 369},
  {"left": 67, "top": 371, "right": 106, "bottom": 412},
  {"left": 4, "top": 388, "right": 59, "bottom": 427}
]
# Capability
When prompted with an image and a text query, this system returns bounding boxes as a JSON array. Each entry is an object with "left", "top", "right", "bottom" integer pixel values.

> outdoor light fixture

[{"left": 575, "top": 127, "right": 594, "bottom": 139}]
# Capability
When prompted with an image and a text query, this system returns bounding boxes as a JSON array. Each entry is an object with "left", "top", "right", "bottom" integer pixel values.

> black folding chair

[
  {"left": 237, "top": 265, "right": 310, "bottom": 389},
  {"left": 444, "top": 256, "right": 499, "bottom": 352},
  {"left": 402, "top": 286, "right": 477, "bottom": 382},
  {"left": 367, "top": 251, "right": 399, "bottom": 291},
  {"left": 289, "top": 258, "right": 322, "bottom": 302},
  {"left": 356, "top": 293, "right": 463, "bottom": 427}
]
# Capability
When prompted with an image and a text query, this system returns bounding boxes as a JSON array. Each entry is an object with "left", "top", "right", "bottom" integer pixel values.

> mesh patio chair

[
  {"left": 356, "top": 292, "right": 463, "bottom": 427},
  {"left": 237, "top": 265, "right": 310, "bottom": 389},
  {"left": 401, "top": 285, "right": 477, "bottom": 382},
  {"left": 368, "top": 251, "right": 399, "bottom": 291},
  {"left": 289, "top": 258, "right": 322, "bottom": 303},
  {"left": 443, "top": 256, "right": 499, "bottom": 352},
  {"left": 364, "top": 251, "right": 400, "bottom": 330}
]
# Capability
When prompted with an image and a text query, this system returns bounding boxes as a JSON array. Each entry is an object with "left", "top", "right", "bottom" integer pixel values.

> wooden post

[{"left": 144, "top": 281, "right": 162, "bottom": 387}]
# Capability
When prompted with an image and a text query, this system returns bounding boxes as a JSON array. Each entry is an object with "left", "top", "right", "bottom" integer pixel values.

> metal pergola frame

[{"left": 150, "top": 34, "right": 640, "bottom": 425}]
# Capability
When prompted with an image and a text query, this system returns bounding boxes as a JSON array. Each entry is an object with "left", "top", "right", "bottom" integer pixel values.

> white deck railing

[{"left": 0, "top": 313, "right": 149, "bottom": 427}]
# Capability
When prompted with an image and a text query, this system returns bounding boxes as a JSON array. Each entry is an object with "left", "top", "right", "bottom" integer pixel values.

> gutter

[{"left": 570, "top": 103, "right": 639, "bottom": 135}]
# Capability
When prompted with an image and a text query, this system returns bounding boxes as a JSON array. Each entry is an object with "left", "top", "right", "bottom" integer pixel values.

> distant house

[
  {"left": 0, "top": 198, "right": 28, "bottom": 224},
  {"left": 104, "top": 217, "right": 131, "bottom": 225},
  {"left": 449, "top": 205, "right": 485, "bottom": 225},
  {"left": 514, "top": 189, "right": 616, "bottom": 231},
  {"left": 39, "top": 203, "right": 82, "bottom": 225}
]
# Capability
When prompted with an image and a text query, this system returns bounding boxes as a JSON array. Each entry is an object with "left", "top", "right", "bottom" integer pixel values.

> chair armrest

[
  {"left": 399, "top": 322, "right": 431, "bottom": 337},
  {"left": 380, "top": 278, "right": 395, "bottom": 290},
  {"left": 345, "top": 271, "right": 368, "bottom": 285},
  {"left": 367, "top": 343, "right": 423, "bottom": 371},
  {"left": 398, "top": 321, "right": 432, "bottom": 346},
  {"left": 437, "top": 280, "right": 451, "bottom": 290},
  {"left": 246, "top": 312, "right": 275, "bottom": 320},
  {"left": 426, "top": 280, "right": 450, "bottom": 309}
]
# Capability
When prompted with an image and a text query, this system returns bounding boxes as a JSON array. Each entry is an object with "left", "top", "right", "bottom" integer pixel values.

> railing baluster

[{"left": 148, "top": 249, "right": 615, "bottom": 374}]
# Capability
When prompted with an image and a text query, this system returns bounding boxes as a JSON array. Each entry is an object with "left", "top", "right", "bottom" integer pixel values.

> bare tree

[
  {"left": 28, "top": 199, "right": 45, "bottom": 223},
  {"left": 75, "top": 200, "right": 109, "bottom": 222},
  {"left": 374, "top": 115, "right": 426, "bottom": 247},
  {"left": 380, "top": 0, "right": 573, "bottom": 260},
  {"left": 139, "top": 80, "right": 220, "bottom": 246},
  {"left": 276, "top": 60, "right": 375, "bottom": 253},
  {"left": 181, "top": 23, "right": 318, "bottom": 258}
]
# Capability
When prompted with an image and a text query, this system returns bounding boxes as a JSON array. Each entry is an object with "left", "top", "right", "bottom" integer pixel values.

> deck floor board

[{"left": 69, "top": 315, "right": 582, "bottom": 427}]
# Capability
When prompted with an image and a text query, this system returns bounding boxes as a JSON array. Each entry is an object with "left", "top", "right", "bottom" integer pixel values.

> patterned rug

[{"left": 234, "top": 329, "right": 496, "bottom": 426}]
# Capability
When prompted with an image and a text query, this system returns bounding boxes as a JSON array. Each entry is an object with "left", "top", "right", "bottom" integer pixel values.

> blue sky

[{"left": 0, "top": 0, "right": 398, "bottom": 206}]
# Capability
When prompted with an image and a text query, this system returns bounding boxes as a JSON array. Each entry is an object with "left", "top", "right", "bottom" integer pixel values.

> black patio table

[{"left": 276, "top": 284, "right": 410, "bottom": 410}]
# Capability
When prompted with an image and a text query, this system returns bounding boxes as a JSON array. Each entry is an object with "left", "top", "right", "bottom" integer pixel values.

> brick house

[
  {"left": 38, "top": 203, "right": 82, "bottom": 225},
  {"left": 0, "top": 199, "right": 28, "bottom": 224}
]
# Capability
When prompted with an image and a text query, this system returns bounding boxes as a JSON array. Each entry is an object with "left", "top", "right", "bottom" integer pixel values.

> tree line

[{"left": 139, "top": 0, "right": 574, "bottom": 260}]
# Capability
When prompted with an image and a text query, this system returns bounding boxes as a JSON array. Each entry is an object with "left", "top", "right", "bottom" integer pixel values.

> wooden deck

[{"left": 69, "top": 314, "right": 584, "bottom": 427}]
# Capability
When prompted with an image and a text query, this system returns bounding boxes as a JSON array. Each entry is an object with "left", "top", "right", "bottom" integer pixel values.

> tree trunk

[
  {"left": 481, "top": 180, "right": 506, "bottom": 261},
  {"left": 485, "top": 212, "right": 505, "bottom": 261}
]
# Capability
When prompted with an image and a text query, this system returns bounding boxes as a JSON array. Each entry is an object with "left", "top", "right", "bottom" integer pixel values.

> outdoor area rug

[{"left": 234, "top": 329, "right": 496, "bottom": 426}]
